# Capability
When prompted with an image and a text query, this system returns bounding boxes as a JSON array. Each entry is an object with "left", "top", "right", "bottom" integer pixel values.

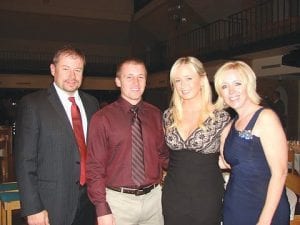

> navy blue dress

[{"left": 223, "top": 108, "right": 290, "bottom": 225}]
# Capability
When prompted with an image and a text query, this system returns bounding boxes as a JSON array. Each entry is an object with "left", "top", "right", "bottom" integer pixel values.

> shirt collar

[
  {"left": 53, "top": 82, "right": 80, "bottom": 101},
  {"left": 117, "top": 96, "right": 143, "bottom": 113}
]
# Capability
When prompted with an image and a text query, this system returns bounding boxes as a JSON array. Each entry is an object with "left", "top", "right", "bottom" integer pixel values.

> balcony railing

[
  {"left": 161, "top": 0, "right": 300, "bottom": 66},
  {"left": 0, "top": 0, "right": 299, "bottom": 76}
]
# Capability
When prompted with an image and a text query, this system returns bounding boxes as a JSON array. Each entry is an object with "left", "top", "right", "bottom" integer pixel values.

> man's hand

[
  {"left": 97, "top": 214, "right": 116, "bottom": 225},
  {"left": 27, "top": 210, "right": 50, "bottom": 225}
]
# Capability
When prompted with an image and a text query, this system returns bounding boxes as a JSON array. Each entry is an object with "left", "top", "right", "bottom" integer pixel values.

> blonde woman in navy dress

[
  {"left": 162, "top": 56, "right": 230, "bottom": 225},
  {"left": 214, "top": 61, "right": 290, "bottom": 225}
]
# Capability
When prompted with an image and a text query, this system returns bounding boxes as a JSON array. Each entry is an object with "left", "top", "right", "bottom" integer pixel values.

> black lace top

[{"left": 163, "top": 109, "right": 230, "bottom": 154}]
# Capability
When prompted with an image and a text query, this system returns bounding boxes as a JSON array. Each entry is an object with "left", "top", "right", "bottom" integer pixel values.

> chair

[
  {"left": 0, "top": 182, "right": 19, "bottom": 225},
  {"left": 0, "top": 182, "right": 18, "bottom": 192},
  {"left": 288, "top": 154, "right": 295, "bottom": 174},
  {"left": 0, "top": 126, "right": 14, "bottom": 182},
  {"left": 286, "top": 173, "right": 300, "bottom": 225},
  {"left": 288, "top": 141, "right": 295, "bottom": 173},
  {"left": 0, "top": 191, "right": 20, "bottom": 225},
  {"left": 0, "top": 135, "right": 9, "bottom": 182}
]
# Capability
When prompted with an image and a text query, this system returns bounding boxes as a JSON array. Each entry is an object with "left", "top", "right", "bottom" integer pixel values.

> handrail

[
  {"left": 161, "top": 0, "right": 300, "bottom": 65},
  {"left": 0, "top": 0, "right": 299, "bottom": 75}
]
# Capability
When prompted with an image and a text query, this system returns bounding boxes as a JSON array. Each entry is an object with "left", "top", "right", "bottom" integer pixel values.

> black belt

[{"left": 107, "top": 184, "right": 158, "bottom": 196}]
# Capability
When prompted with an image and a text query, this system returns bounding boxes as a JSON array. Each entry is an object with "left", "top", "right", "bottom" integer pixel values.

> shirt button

[
  {"left": 76, "top": 161, "right": 80, "bottom": 164},
  {"left": 76, "top": 180, "right": 80, "bottom": 185}
]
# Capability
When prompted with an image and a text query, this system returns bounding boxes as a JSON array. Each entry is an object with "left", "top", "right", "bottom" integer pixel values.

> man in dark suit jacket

[
  {"left": 15, "top": 46, "right": 99, "bottom": 225},
  {"left": 271, "top": 91, "right": 286, "bottom": 128}
]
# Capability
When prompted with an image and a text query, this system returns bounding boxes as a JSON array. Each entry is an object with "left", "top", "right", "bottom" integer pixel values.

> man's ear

[
  {"left": 50, "top": 64, "right": 55, "bottom": 77},
  {"left": 115, "top": 77, "right": 121, "bottom": 87}
]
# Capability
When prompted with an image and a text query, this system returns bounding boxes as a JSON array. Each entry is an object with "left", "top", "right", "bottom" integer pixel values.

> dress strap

[{"left": 244, "top": 107, "right": 264, "bottom": 131}]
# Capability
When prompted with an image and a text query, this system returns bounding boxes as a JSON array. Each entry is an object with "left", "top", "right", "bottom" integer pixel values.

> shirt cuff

[{"left": 96, "top": 202, "right": 112, "bottom": 217}]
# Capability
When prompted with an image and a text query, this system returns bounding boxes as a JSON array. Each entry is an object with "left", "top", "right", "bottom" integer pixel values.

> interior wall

[
  {"left": 0, "top": 0, "right": 133, "bottom": 21},
  {"left": 252, "top": 55, "right": 300, "bottom": 77},
  {"left": 144, "top": 87, "right": 171, "bottom": 111},
  {"left": 0, "top": 74, "right": 117, "bottom": 90},
  {"left": 0, "top": 38, "right": 131, "bottom": 57},
  {"left": 0, "top": 0, "right": 134, "bottom": 62},
  {"left": 258, "top": 77, "right": 299, "bottom": 140}
]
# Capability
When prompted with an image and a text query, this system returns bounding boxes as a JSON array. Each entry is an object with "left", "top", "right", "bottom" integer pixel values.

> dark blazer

[{"left": 15, "top": 84, "right": 99, "bottom": 225}]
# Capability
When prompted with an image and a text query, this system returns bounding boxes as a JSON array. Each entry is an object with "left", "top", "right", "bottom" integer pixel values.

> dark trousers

[{"left": 71, "top": 185, "right": 96, "bottom": 225}]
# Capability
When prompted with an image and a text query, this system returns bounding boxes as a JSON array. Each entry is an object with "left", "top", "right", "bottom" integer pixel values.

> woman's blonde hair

[
  {"left": 214, "top": 60, "right": 261, "bottom": 109},
  {"left": 168, "top": 56, "right": 214, "bottom": 130}
]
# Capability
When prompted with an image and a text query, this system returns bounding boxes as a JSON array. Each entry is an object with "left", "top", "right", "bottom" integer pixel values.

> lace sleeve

[{"left": 162, "top": 108, "right": 173, "bottom": 131}]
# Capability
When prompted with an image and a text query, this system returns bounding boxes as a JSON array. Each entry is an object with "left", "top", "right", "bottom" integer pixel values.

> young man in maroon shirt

[{"left": 86, "top": 58, "right": 169, "bottom": 225}]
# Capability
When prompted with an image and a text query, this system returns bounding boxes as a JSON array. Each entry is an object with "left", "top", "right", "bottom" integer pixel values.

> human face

[
  {"left": 50, "top": 53, "right": 84, "bottom": 94},
  {"left": 115, "top": 63, "right": 146, "bottom": 105},
  {"left": 173, "top": 64, "right": 202, "bottom": 101},
  {"left": 219, "top": 69, "right": 250, "bottom": 110}
]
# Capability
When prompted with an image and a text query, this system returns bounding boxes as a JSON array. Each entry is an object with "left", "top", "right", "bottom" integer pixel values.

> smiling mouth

[
  {"left": 229, "top": 95, "right": 239, "bottom": 101},
  {"left": 66, "top": 80, "right": 78, "bottom": 85}
]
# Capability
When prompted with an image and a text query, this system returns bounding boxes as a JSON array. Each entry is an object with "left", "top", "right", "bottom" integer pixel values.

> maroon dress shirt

[{"left": 86, "top": 97, "right": 169, "bottom": 217}]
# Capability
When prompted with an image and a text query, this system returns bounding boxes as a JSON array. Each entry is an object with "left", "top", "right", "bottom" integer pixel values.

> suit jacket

[{"left": 15, "top": 84, "right": 99, "bottom": 225}]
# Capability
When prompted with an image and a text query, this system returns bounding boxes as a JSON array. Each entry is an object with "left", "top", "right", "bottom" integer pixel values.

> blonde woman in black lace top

[{"left": 162, "top": 56, "right": 230, "bottom": 225}]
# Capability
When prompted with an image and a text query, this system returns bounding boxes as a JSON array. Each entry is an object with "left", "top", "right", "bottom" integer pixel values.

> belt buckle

[{"left": 135, "top": 189, "right": 145, "bottom": 196}]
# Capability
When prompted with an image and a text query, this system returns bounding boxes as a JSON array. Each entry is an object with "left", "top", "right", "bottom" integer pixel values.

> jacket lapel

[
  {"left": 47, "top": 85, "right": 74, "bottom": 137},
  {"left": 79, "top": 91, "right": 93, "bottom": 123}
]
